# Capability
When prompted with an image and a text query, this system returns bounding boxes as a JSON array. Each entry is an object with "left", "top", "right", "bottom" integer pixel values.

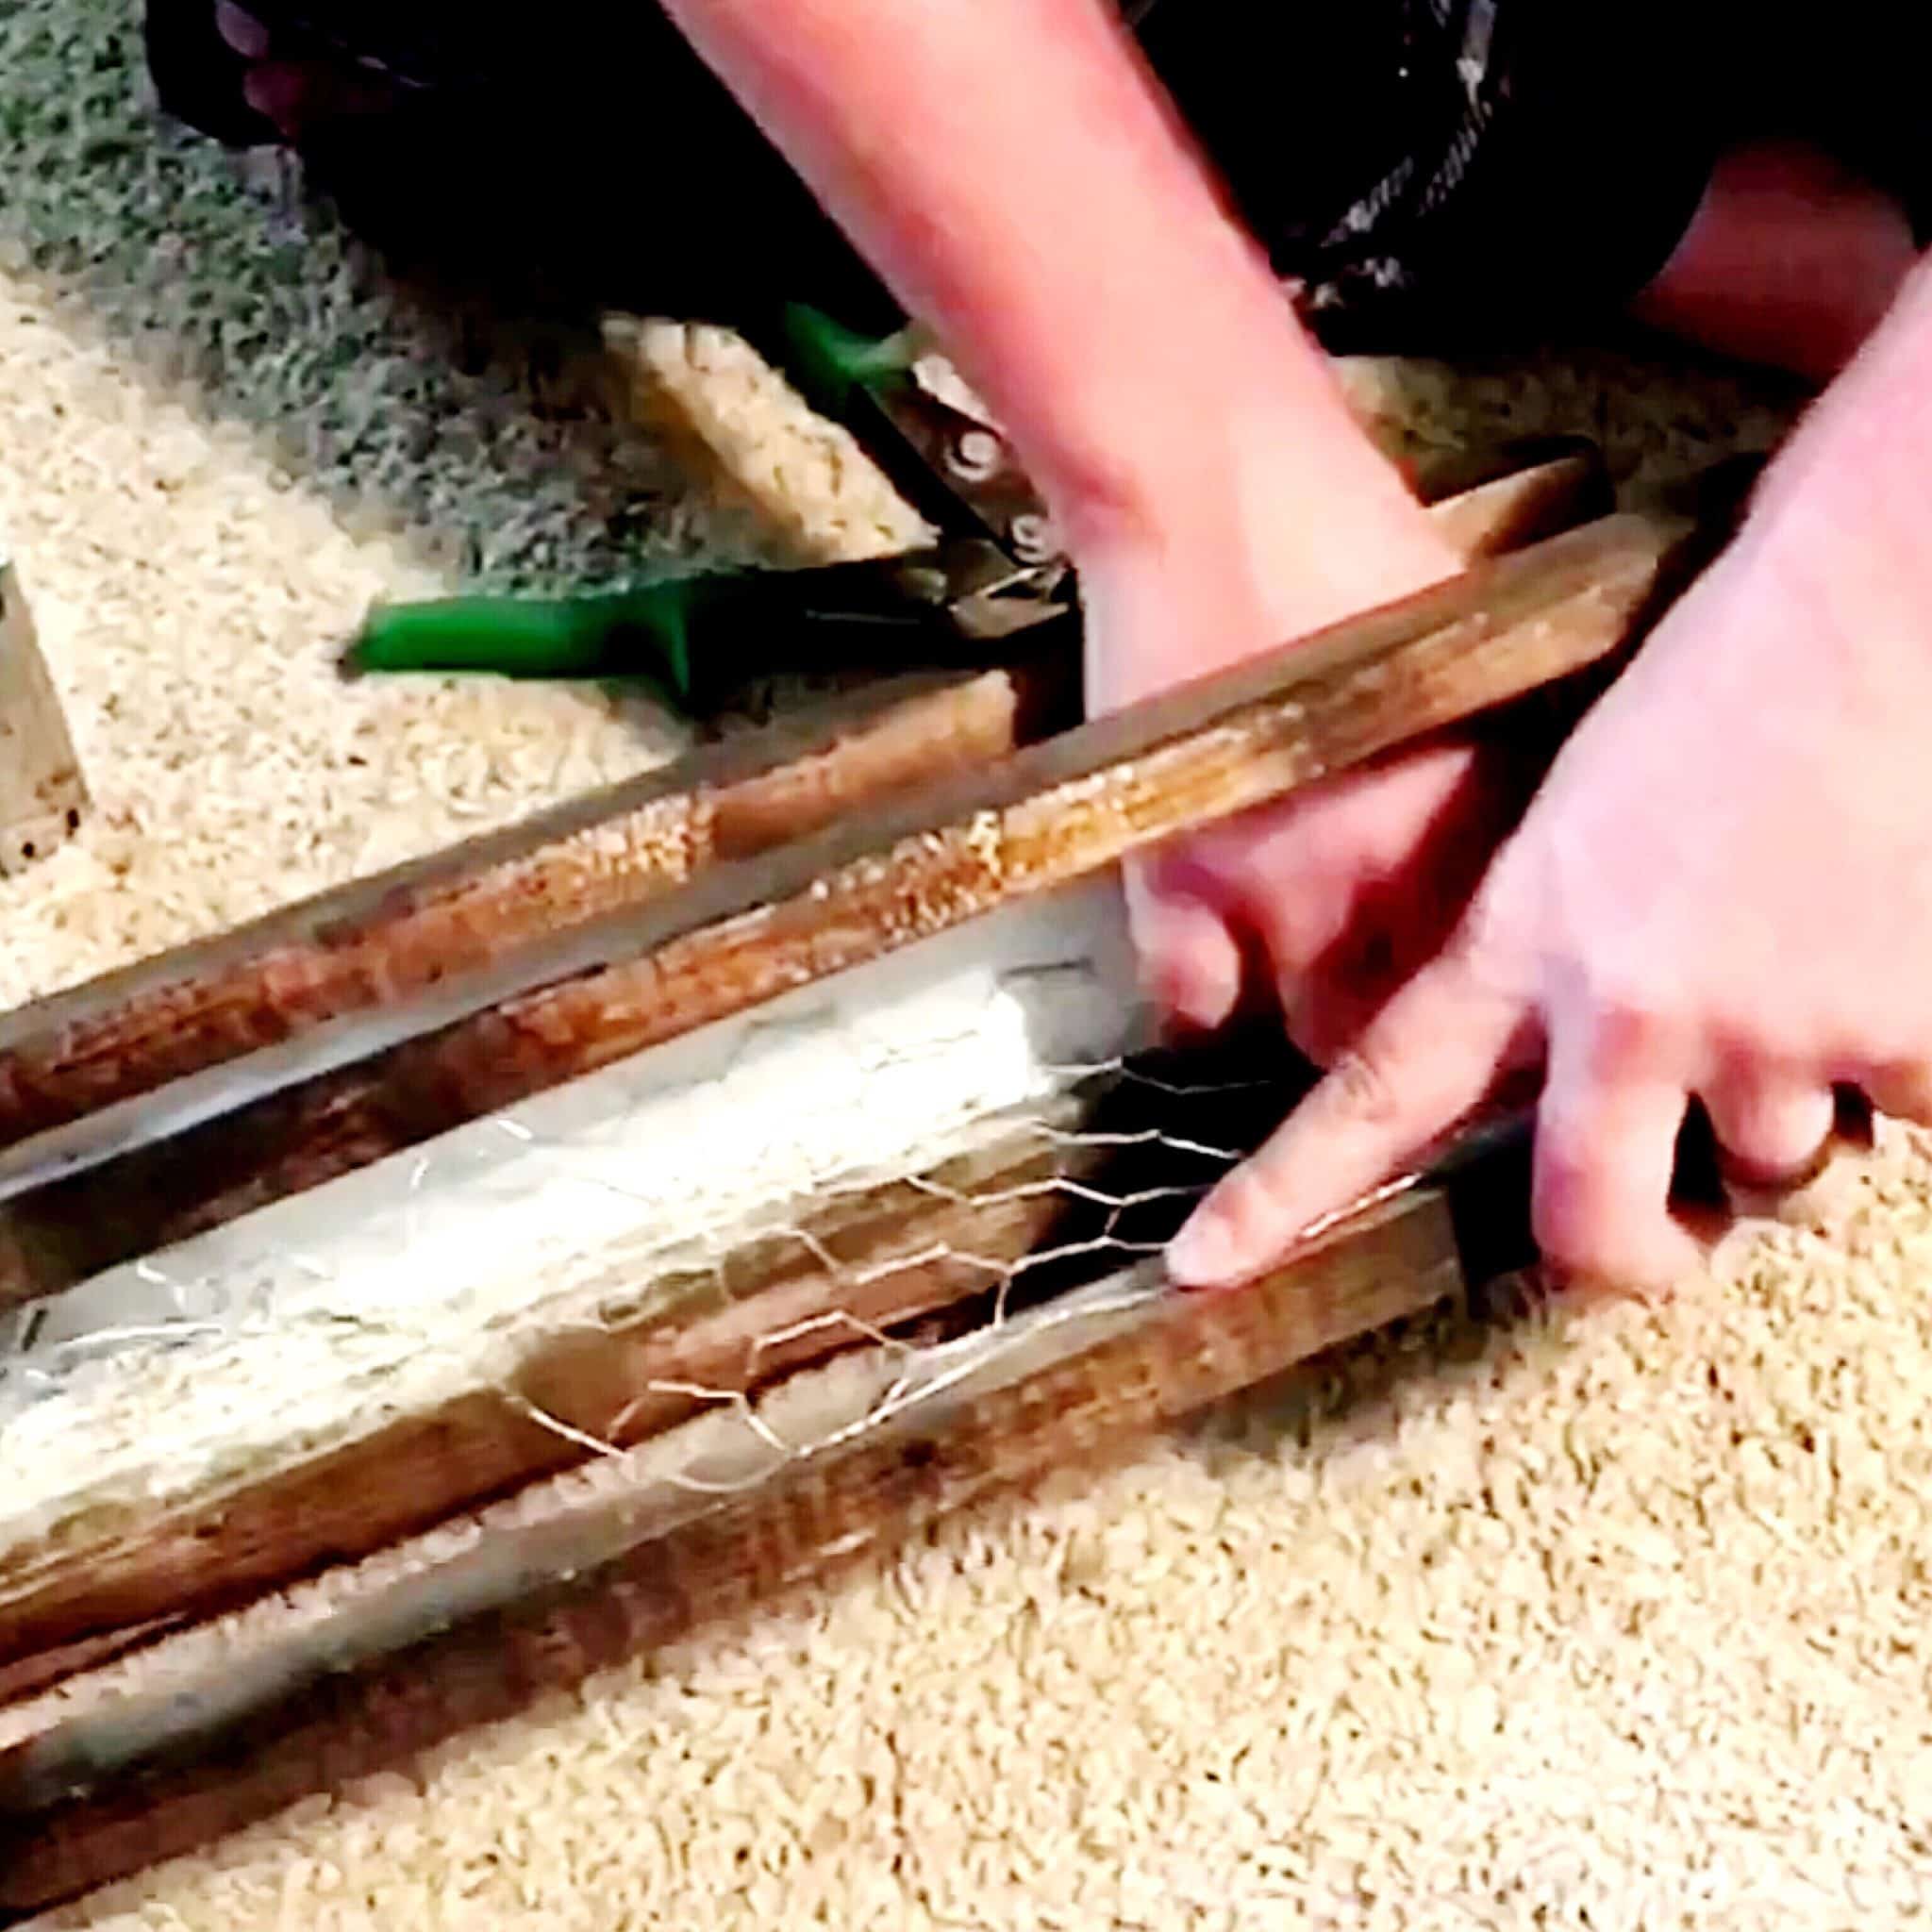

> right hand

[{"left": 1079, "top": 472, "right": 1523, "bottom": 1067}]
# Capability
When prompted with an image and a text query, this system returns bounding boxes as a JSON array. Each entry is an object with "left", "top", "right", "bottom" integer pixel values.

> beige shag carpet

[{"left": 10, "top": 8, "right": 1932, "bottom": 1927}]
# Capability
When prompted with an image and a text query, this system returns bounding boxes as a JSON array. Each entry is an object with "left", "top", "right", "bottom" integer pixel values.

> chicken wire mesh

[
  {"left": 0, "top": 883, "right": 1333, "bottom": 1564},
  {"left": 0, "top": 1037, "right": 1302, "bottom": 1487},
  {"left": 0, "top": 986, "right": 1360, "bottom": 1783}
]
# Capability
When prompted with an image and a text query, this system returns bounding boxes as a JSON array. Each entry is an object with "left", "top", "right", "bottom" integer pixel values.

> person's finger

[
  {"left": 213, "top": 2, "right": 273, "bottom": 58},
  {"left": 1533, "top": 1009, "right": 1700, "bottom": 1291},
  {"left": 1123, "top": 864, "right": 1246, "bottom": 1034},
  {"left": 1700, "top": 1070, "right": 1839, "bottom": 1188},
  {"left": 1859, "top": 1059, "right": 1932, "bottom": 1129},
  {"left": 1165, "top": 940, "right": 1525, "bottom": 1289},
  {"left": 1280, "top": 943, "right": 1409, "bottom": 1068},
  {"left": 242, "top": 55, "right": 397, "bottom": 140},
  {"left": 1280, "top": 958, "right": 1388, "bottom": 1069}
]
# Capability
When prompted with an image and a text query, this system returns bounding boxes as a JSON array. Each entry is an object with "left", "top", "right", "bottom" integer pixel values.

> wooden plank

[
  {"left": 0, "top": 452, "right": 1588, "bottom": 1178},
  {"left": 0, "top": 666, "right": 1050, "bottom": 1152},
  {"left": 0, "top": 461, "right": 1666, "bottom": 1701},
  {"left": 0, "top": 509, "right": 1695, "bottom": 1312},
  {"left": 0, "top": 1155, "right": 1514, "bottom": 1920},
  {"left": 0, "top": 1083, "right": 1124, "bottom": 1674},
  {"left": 1423, "top": 444, "right": 1612, "bottom": 559},
  {"left": 0, "top": 558, "right": 90, "bottom": 878},
  {"left": 0, "top": 1001, "right": 1314, "bottom": 1685},
  {"left": 0, "top": 457, "right": 1648, "bottom": 1907}
]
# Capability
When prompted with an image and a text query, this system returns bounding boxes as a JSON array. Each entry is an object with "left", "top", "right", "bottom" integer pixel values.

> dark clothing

[
  {"left": 1132, "top": 0, "right": 1725, "bottom": 351},
  {"left": 144, "top": 0, "right": 1932, "bottom": 354},
  {"left": 143, "top": 0, "right": 908, "bottom": 335},
  {"left": 1135, "top": 0, "right": 1932, "bottom": 352}
]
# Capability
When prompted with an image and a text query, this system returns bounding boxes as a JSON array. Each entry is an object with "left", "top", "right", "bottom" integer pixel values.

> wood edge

[
  {"left": 0, "top": 667, "right": 1029, "bottom": 1146},
  {"left": 0, "top": 505, "right": 1689, "bottom": 1312},
  {"left": 0, "top": 1090, "right": 1117, "bottom": 1676},
  {"left": 0, "top": 452, "right": 1597, "bottom": 1154},
  {"left": 0, "top": 1184, "right": 1468, "bottom": 1918},
  {"left": 1425, "top": 450, "right": 1614, "bottom": 559},
  {"left": 0, "top": 563, "right": 90, "bottom": 881}
]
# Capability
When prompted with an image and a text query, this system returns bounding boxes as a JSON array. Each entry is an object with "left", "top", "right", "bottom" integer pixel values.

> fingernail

[
  {"left": 1557, "top": 1268, "right": 1649, "bottom": 1307},
  {"left": 215, "top": 2, "right": 273, "bottom": 58},
  {"left": 1556, "top": 1239, "right": 1703, "bottom": 1307},
  {"left": 1167, "top": 1211, "right": 1242, "bottom": 1289}
]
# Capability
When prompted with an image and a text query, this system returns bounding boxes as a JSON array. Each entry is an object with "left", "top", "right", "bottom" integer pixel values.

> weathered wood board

[{"left": 0, "top": 453, "right": 1704, "bottom": 1916}]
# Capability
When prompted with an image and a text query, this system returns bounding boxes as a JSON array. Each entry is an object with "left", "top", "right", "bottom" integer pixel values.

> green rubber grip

[{"left": 345, "top": 582, "right": 694, "bottom": 696}]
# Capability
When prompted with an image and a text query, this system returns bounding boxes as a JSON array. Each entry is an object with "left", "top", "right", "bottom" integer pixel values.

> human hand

[
  {"left": 1164, "top": 375, "right": 1932, "bottom": 1293},
  {"left": 1083, "top": 471, "right": 1532, "bottom": 1066},
  {"left": 208, "top": 1, "right": 399, "bottom": 142}
]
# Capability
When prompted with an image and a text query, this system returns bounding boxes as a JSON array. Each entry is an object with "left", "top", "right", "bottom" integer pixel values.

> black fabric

[
  {"left": 143, "top": 0, "right": 1930, "bottom": 352},
  {"left": 153, "top": 0, "right": 534, "bottom": 92},
  {"left": 1133, "top": 0, "right": 1726, "bottom": 352},
  {"left": 143, "top": 0, "right": 906, "bottom": 333}
]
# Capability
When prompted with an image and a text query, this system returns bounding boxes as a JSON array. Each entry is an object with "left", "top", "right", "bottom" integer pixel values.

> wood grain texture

[
  {"left": 0, "top": 1086, "right": 1124, "bottom": 1675},
  {"left": 1424, "top": 445, "right": 1612, "bottom": 559},
  {"left": 0, "top": 1010, "right": 1326, "bottom": 1687},
  {"left": 0, "top": 450, "right": 1599, "bottom": 1199},
  {"left": 0, "top": 666, "right": 1049, "bottom": 1158},
  {"left": 0, "top": 1177, "right": 1473, "bottom": 1921},
  {"left": 0, "top": 460, "right": 1634, "bottom": 1693},
  {"left": 0, "top": 510, "right": 1693, "bottom": 1311},
  {"left": 0, "top": 561, "right": 89, "bottom": 878}
]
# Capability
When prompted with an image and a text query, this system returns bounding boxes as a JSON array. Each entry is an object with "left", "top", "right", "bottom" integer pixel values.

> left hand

[
  {"left": 212, "top": 2, "right": 399, "bottom": 141},
  {"left": 1166, "top": 377, "right": 1932, "bottom": 1294}
]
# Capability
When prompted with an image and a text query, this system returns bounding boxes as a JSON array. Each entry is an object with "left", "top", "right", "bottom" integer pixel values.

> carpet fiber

[{"left": 7, "top": 8, "right": 1932, "bottom": 1928}]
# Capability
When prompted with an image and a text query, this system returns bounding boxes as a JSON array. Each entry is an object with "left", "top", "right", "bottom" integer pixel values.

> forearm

[
  {"left": 658, "top": 0, "right": 1414, "bottom": 560},
  {"left": 1743, "top": 248, "right": 1932, "bottom": 617}
]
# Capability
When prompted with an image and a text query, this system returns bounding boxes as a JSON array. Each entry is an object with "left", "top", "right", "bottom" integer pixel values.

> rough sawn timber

[
  {"left": 0, "top": 507, "right": 1690, "bottom": 1312},
  {"left": 0, "top": 448, "right": 1598, "bottom": 1185},
  {"left": 0, "top": 1172, "right": 1493, "bottom": 1921}
]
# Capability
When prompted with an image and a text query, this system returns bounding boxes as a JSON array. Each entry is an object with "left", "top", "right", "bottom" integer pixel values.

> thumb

[
  {"left": 1165, "top": 934, "right": 1529, "bottom": 1289},
  {"left": 1123, "top": 860, "right": 1247, "bottom": 1034}
]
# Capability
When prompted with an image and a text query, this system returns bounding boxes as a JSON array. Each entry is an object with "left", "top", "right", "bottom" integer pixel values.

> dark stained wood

[
  {"left": 0, "top": 510, "right": 1695, "bottom": 1312},
  {"left": 0, "top": 666, "right": 1046, "bottom": 1155},
  {"left": 0, "top": 450, "right": 1582, "bottom": 1173},
  {"left": 0, "top": 463, "right": 1674, "bottom": 1912},
  {"left": 0, "top": 1089, "right": 1121, "bottom": 1674},
  {"left": 0, "top": 457, "right": 1654, "bottom": 1701},
  {"left": 0, "top": 1174, "right": 1476, "bottom": 1921}
]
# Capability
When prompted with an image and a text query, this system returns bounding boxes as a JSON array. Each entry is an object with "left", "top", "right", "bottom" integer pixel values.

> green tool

[
  {"left": 341, "top": 541, "right": 1071, "bottom": 711},
  {"left": 347, "top": 582, "right": 700, "bottom": 696},
  {"left": 342, "top": 306, "right": 1074, "bottom": 713}
]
